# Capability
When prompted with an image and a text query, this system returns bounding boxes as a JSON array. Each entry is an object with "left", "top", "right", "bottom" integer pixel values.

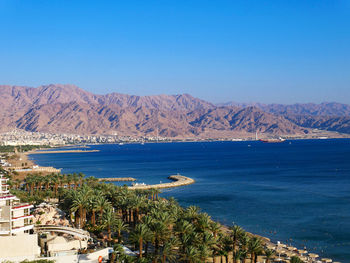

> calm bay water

[{"left": 29, "top": 139, "right": 350, "bottom": 262}]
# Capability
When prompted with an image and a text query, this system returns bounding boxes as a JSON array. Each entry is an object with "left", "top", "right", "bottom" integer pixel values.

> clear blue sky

[{"left": 0, "top": 0, "right": 349, "bottom": 104}]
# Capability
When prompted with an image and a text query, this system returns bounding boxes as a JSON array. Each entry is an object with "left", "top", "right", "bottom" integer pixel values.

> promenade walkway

[{"left": 34, "top": 225, "right": 90, "bottom": 240}]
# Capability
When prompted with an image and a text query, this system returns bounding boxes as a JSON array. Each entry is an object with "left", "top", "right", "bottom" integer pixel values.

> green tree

[
  {"left": 230, "top": 224, "right": 244, "bottom": 253},
  {"left": 264, "top": 248, "right": 275, "bottom": 263},
  {"left": 114, "top": 218, "right": 129, "bottom": 243},
  {"left": 129, "top": 224, "right": 152, "bottom": 258}
]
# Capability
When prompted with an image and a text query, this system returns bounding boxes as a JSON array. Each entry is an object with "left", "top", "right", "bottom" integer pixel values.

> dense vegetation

[
  {"left": 0, "top": 144, "right": 51, "bottom": 153},
  {"left": 5, "top": 172, "right": 306, "bottom": 263}
]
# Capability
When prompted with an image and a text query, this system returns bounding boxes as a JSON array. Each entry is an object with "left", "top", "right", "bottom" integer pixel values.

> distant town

[
  {"left": 0, "top": 129, "right": 170, "bottom": 146},
  {"left": 0, "top": 128, "right": 346, "bottom": 148}
]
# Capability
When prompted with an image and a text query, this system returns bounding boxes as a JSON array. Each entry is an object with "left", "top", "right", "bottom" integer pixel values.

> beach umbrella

[
  {"left": 279, "top": 243, "right": 287, "bottom": 248},
  {"left": 266, "top": 244, "right": 276, "bottom": 250},
  {"left": 287, "top": 246, "right": 297, "bottom": 251},
  {"left": 308, "top": 253, "right": 319, "bottom": 258},
  {"left": 284, "top": 251, "right": 297, "bottom": 257},
  {"left": 321, "top": 258, "right": 332, "bottom": 263},
  {"left": 298, "top": 249, "right": 308, "bottom": 254}
]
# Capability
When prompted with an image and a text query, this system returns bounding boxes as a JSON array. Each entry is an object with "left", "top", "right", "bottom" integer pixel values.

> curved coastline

[{"left": 24, "top": 144, "right": 342, "bottom": 262}]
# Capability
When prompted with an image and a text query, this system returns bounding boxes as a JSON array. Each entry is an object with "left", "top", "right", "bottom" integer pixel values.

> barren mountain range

[{"left": 0, "top": 84, "right": 349, "bottom": 138}]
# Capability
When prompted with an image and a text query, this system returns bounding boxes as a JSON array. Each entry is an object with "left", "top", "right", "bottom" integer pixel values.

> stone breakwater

[
  {"left": 5, "top": 166, "right": 61, "bottom": 173},
  {"left": 129, "top": 175, "right": 195, "bottom": 190},
  {"left": 98, "top": 177, "right": 136, "bottom": 182}
]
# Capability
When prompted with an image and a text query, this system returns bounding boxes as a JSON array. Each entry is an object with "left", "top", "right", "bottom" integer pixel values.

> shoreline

[
  {"left": 24, "top": 144, "right": 338, "bottom": 262},
  {"left": 27, "top": 149, "right": 100, "bottom": 154}
]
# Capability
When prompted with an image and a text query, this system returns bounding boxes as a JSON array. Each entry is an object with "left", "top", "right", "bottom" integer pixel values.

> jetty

[
  {"left": 129, "top": 174, "right": 195, "bottom": 190},
  {"left": 98, "top": 177, "right": 136, "bottom": 182},
  {"left": 5, "top": 166, "right": 61, "bottom": 173}
]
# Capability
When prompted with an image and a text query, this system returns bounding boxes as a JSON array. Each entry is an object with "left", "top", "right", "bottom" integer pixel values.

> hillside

[{"left": 0, "top": 84, "right": 349, "bottom": 138}]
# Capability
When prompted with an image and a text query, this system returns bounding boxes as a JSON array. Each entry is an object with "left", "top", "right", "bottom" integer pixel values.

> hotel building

[{"left": 0, "top": 173, "right": 40, "bottom": 261}]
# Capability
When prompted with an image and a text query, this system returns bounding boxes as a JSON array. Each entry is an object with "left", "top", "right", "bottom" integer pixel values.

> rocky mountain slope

[
  {"left": 219, "top": 101, "right": 350, "bottom": 134},
  {"left": 0, "top": 84, "right": 348, "bottom": 137}
]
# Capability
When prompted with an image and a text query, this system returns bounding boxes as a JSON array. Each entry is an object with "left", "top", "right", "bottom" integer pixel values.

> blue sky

[{"left": 0, "top": 0, "right": 349, "bottom": 104}]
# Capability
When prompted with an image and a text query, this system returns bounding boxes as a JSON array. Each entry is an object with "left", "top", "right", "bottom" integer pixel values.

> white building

[{"left": 0, "top": 174, "right": 40, "bottom": 261}]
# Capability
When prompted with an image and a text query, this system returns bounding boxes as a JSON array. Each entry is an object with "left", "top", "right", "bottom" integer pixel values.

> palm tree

[
  {"left": 222, "top": 235, "right": 232, "bottom": 263},
  {"left": 52, "top": 174, "right": 60, "bottom": 197},
  {"left": 70, "top": 192, "right": 85, "bottom": 228},
  {"left": 233, "top": 249, "right": 244, "bottom": 263},
  {"left": 43, "top": 175, "right": 51, "bottom": 190},
  {"left": 78, "top": 172, "right": 85, "bottom": 187},
  {"left": 264, "top": 248, "right": 275, "bottom": 263},
  {"left": 186, "top": 206, "right": 200, "bottom": 221},
  {"left": 102, "top": 208, "right": 118, "bottom": 241},
  {"left": 96, "top": 195, "right": 112, "bottom": 223},
  {"left": 153, "top": 188, "right": 161, "bottom": 200},
  {"left": 247, "top": 237, "right": 262, "bottom": 263},
  {"left": 238, "top": 232, "right": 250, "bottom": 250},
  {"left": 14, "top": 178, "right": 21, "bottom": 190},
  {"left": 198, "top": 243, "right": 212, "bottom": 263},
  {"left": 66, "top": 174, "right": 73, "bottom": 189},
  {"left": 174, "top": 220, "right": 194, "bottom": 254},
  {"left": 196, "top": 212, "right": 211, "bottom": 232},
  {"left": 230, "top": 224, "right": 244, "bottom": 253},
  {"left": 182, "top": 246, "right": 200, "bottom": 263},
  {"left": 290, "top": 256, "right": 304, "bottom": 263},
  {"left": 131, "top": 195, "right": 145, "bottom": 225},
  {"left": 36, "top": 175, "right": 43, "bottom": 191},
  {"left": 88, "top": 195, "right": 98, "bottom": 226},
  {"left": 114, "top": 218, "right": 128, "bottom": 243},
  {"left": 239, "top": 249, "right": 248, "bottom": 263},
  {"left": 209, "top": 221, "right": 221, "bottom": 239},
  {"left": 129, "top": 223, "right": 152, "bottom": 258},
  {"left": 59, "top": 174, "right": 65, "bottom": 189},
  {"left": 160, "top": 237, "right": 178, "bottom": 263},
  {"left": 70, "top": 185, "right": 92, "bottom": 227},
  {"left": 149, "top": 220, "right": 170, "bottom": 259}
]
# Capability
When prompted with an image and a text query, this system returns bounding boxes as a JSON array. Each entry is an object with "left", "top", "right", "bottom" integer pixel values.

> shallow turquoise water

[{"left": 29, "top": 139, "right": 350, "bottom": 262}]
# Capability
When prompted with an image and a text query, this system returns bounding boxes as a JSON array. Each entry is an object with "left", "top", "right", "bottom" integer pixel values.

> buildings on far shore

[{"left": 0, "top": 129, "right": 168, "bottom": 147}]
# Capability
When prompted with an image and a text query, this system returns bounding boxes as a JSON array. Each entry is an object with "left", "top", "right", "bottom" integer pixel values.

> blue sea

[{"left": 29, "top": 139, "right": 350, "bottom": 262}]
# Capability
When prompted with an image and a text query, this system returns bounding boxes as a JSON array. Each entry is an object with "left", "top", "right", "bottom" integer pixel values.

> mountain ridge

[{"left": 0, "top": 84, "right": 349, "bottom": 137}]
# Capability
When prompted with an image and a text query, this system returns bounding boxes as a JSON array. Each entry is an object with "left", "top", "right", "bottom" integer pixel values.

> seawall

[{"left": 128, "top": 175, "right": 195, "bottom": 190}]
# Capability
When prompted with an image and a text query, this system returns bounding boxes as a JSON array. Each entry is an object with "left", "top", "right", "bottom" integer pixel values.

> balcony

[
  {"left": 11, "top": 203, "right": 34, "bottom": 210},
  {"left": 0, "top": 227, "right": 10, "bottom": 235},
  {"left": 11, "top": 214, "right": 33, "bottom": 222},
  {"left": 11, "top": 224, "right": 34, "bottom": 233},
  {"left": 0, "top": 216, "right": 10, "bottom": 222},
  {"left": 0, "top": 195, "right": 16, "bottom": 200}
]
